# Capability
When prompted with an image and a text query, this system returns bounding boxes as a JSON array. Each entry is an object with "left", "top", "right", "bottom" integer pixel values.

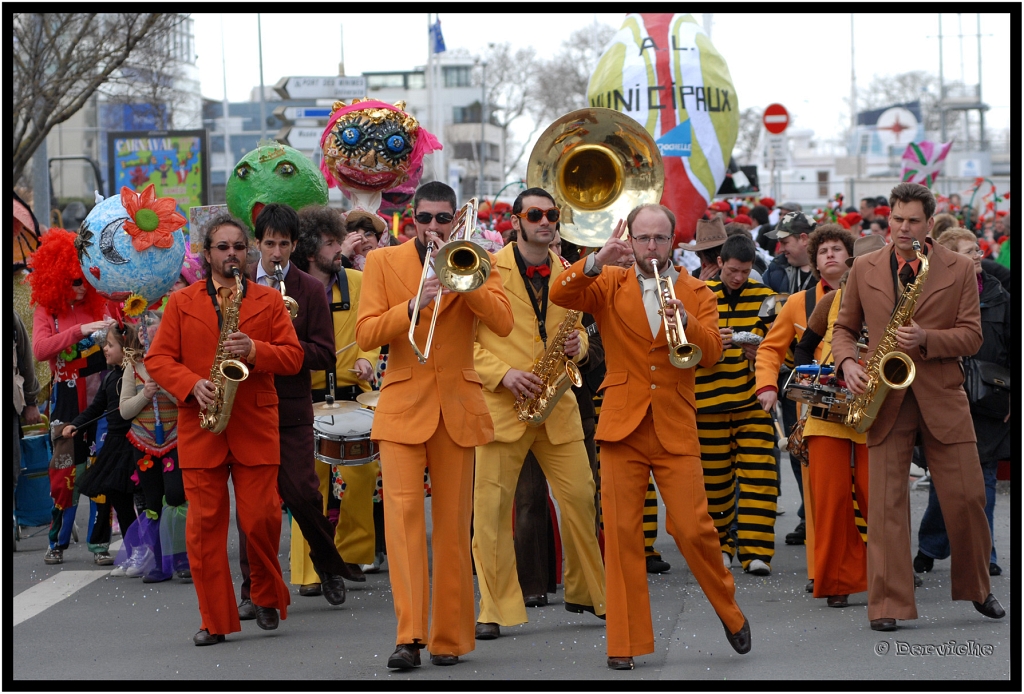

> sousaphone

[{"left": 527, "top": 108, "right": 665, "bottom": 248}]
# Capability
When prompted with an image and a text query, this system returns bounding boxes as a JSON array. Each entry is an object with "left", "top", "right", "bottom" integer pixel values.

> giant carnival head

[
  {"left": 73, "top": 185, "right": 187, "bottom": 305},
  {"left": 225, "top": 142, "right": 329, "bottom": 233},
  {"left": 320, "top": 99, "right": 441, "bottom": 195}
]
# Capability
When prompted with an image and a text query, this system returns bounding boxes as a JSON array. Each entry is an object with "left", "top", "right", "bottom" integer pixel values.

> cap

[
  {"left": 765, "top": 211, "right": 817, "bottom": 240},
  {"left": 846, "top": 234, "right": 886, "bottom": 267},
  {"left": 778, "top": 201, "right": 802, "bottom": 212}
]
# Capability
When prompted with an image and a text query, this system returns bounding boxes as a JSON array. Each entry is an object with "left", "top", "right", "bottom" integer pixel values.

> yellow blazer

[
  {"left": 355, "top": 240, "right": 513, "bottom": 447},
  {"left": 474, "top": 244, "right": 589, "bottom": 445}
]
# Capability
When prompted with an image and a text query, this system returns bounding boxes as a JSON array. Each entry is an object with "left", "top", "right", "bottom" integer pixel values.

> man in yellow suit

[{"left": 472, "top": 188, "right": 606, "bottom": 640}]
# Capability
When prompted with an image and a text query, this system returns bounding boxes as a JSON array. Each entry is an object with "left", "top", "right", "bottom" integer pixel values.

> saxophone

[
  {"left": 844, "top": 240, "right": 929, "bottom": 433},
  {"left": 514, "top": 310, "right": 584, "bottom": 426},
  {"left": 199, "top": 268, "right": 250, "bottom": 434}
]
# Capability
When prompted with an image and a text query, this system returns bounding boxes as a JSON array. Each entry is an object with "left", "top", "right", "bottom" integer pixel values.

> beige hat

[
  {"left": 846, "top": 234, "right": 886, "bottom": 267},
  {"left": 345, "top": 208, "right": 388, "bottom": 237},
  {"left": 680, "top": 217, "right": 728, "bottom": 252}
]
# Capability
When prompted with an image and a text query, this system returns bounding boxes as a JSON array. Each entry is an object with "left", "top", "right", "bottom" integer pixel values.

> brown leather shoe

[
  {"left": 430, "top": 654, "right": 459, "bottom": 666},
  {"left": 973, "top": 594, "right": 1005, "bottom": 619},
  {"left": 339, "top": 561, "right": 366, "bottom": 582},
  {"left": 826, "top": 595, "right": 849, "bottom": 608},
  {"left": 870, "top": 618, "right": 897, "bottom": 631},
  {"left": 298, "top": 583, "right": 322, "bottom": 597},
  {"left": 524, "top": 593, "right": 548, "bottom": 607},
  {"left": 321, "top": 574, "right": 346, "bottom": 606},
  {"left": 475, "top": 622, "right": 500, "bottom": 640},
  {"left": 253, "top": 604, "right": 279, "bottom": 630},
  {"left": 237, "top": 599, "right": 256, "bottom": 620},
  {"left": 805, "top": 579, "right": 814, "bottom": 593},
  {"left": 565, "top": 602, "right": 606, "bottom": 620},
  {"left": 387, "top": 644, "right": 421, "bottom": 669},
  {"left": 193, "top": 629, "right": 225, "bottom": 646},
  {"left": 722, "top": 617, "right": 751, "bottom": 654},
  {"left": 607, "top": 656, "right": 634, "bottom": 670}
]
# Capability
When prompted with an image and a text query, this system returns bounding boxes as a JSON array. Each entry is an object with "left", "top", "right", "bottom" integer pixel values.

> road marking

[{"left": 14, "top": 571, "right": 108, "bottom": 627}]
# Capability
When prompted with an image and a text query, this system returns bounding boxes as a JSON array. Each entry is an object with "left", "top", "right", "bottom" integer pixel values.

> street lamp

[{"left": 476, "top": 58, "right": 487, "bottom": 200}]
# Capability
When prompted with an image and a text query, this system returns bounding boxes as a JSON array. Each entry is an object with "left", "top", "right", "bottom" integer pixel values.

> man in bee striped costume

[{"left": 695, "top": 234, "right": 779, "bottom": 575}]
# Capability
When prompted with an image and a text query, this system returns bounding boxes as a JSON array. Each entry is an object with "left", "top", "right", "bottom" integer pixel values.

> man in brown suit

[{"left": 833, "top": 182, "right": 1005, "bottom": 631}]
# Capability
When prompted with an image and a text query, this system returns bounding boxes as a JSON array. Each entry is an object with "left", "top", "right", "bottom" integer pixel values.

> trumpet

[
  {"left": 408, "top": 198, "right": 492, "bottom": 364},
  {"left": 275, "top": 262, "right": 299, "bottom": 320},
  {"left": 649, "top": 259, "right": 702, "bottom": 369}
]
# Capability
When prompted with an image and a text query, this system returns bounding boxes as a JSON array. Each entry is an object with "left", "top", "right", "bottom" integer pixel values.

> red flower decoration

[
  {"left": 138, "top": 457, "right": 155, "bottom": 471},
  {"left": 121, "top": 184, "right": 186, "bottom": 252}
]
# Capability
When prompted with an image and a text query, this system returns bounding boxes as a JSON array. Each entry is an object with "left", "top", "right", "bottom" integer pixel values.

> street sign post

[
  {"left": 763, "top": 103, "right": 790, "bottom": 135},
  {"left": 763, "top": 104, "right": 789, "bottom": 202},
  {"left": 275, "top": 76, "right": 366, "bottom": 100}
]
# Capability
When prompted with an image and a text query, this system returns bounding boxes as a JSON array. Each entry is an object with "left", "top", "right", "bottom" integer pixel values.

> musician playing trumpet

[
  {"left": 550, "top": 204, "right": 750, "bottom": 671},
  {"left": 471, "top": 188, "right": 606, "bottom": 642},
  {"left": 356, "top": 182, "right": 512, "bottom": 670}
]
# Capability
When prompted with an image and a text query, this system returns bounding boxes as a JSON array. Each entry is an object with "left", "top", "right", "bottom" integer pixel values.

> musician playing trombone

[
  {"left": 355, "top": 182, "right": 512, "bottom": 670},
  {"left": 550, "top": 203, "right": 750, "bottom": 671},
  {"left": 471, "top": 188, "right": 606, "bottom": 642}
]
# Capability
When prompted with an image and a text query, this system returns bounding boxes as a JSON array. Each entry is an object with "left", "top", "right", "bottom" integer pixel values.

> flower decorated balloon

[{"left": 75, "top": 185, "right": 187, "bottom": 304}]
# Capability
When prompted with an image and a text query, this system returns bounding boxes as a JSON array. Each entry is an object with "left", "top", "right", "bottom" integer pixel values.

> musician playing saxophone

[
  {"left": 472, "top": 188, "right": 606, "bottom": 641},
  {"left": 832, "top": 182, "right": 1004, "bottom": 632},
  {"left": 146, "top": 214, "right": 303, "bottom": 647}
]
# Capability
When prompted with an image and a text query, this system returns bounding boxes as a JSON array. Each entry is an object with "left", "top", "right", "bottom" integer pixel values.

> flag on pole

[
  {"left": 900, "top": 141, "right": 953, "bottom": 188},
  {"left": 430, "top": 18, "right": 446, "bottom": 54}
]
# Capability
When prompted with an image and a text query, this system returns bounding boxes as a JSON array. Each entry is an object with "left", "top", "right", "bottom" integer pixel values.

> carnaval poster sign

[
  {"left": 108, "top": 130, "right": 209, "bottom": 236},
  {"left": 588, "top": 14, "right": 739, "bottom": 243}
]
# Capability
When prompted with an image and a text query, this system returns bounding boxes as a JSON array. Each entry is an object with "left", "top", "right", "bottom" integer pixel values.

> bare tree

[
  {"left": 480, "top": 43, "right": 539, "bottom": 180},
  {"left": 733, "top": 106, "right": 763, "bottom": 165},
  {"left": 531, "top": 24, "right": 617, "bottom": 124},
  {"left": 12, "top": 13, "right": 183, "bottom": 184}
]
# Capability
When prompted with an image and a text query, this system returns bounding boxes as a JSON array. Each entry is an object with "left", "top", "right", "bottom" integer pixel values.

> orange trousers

[
  {"left": 806, "top": 436, "right": 869, "bottom": 598},
  {"left": 183, "top": 461, "right": 290, "bottom": 635},
  {"left": 378, "top": 422, "right": 476, "bottom": 657},
  {"left": 600, "top": 409, "right": 745, "bottom": 658}
]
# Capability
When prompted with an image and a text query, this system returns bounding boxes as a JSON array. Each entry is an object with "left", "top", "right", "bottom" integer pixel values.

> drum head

[{"left": 314, "top": 408, "right": 374, "bottom": 437}]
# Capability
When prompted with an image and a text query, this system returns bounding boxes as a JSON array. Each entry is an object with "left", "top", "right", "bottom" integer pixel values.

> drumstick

[
  {"left": 348, "top": 368, "right": 378, "bottom": 385},
  {"left": 336, "top": 341, "right": 357, "bottom": 356}
]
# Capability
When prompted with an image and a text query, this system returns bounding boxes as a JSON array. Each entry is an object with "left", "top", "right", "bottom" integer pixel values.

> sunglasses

[
  {"left": 414, "top": 211, "right": 454, "bottom": 225},
  {"left": 71, "top": 278, "right": 84, "bottom": 287},
  {"left": 514, "top": 207, "right": 560, "bottom": 224},
  {"left": 212, "top": 243, "right": 249, "bottom": 252}
]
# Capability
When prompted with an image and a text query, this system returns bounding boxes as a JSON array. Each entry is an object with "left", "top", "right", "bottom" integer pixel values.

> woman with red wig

[{"left": 28, "top": 228, "right": 115, "bottom": 565}]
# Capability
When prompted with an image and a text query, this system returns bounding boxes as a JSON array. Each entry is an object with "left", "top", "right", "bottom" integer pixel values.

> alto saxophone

[
  {"left": 514, "top": 310, "right": 584, "bottom": 426},
  {"left": 844, "top": 240, "right": 929, "bottom": 433},
  {"left": 199, "top": 268, "right": 250, "bottom": 434}
]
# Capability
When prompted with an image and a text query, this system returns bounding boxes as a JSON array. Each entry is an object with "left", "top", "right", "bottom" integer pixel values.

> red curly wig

[{"left": 26, "top": 228, "right": 106, "bottom": 318}]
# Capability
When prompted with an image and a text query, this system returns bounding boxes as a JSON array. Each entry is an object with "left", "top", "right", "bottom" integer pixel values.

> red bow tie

[{"left": 525, "top": 264, "right": 550, "bottom": 278}]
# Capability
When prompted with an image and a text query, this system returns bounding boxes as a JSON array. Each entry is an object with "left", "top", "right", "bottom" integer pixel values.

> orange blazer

[
  {"left": 146, "top": 279, "right": 304, "bottom": 468},
  {"left": 549, "top": 259, "right": 722, "bottom": 456},
  {"left": 355, "top": 241, "right": 514, "bottom": 447},
  {"left": 832, "top": 241, "right": 983, "bottom": 445}
]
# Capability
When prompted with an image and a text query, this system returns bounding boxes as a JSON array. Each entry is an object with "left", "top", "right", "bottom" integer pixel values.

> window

[
  {"left": 407, "top": 72, "right": 426, "bottom": 89},
  {"left": 367, "top": 74, "right": 405, "bottom": 89},
  {"left": 817, "top": 171, "right": 829, "bottom": 198},
  {"left": 444, "top": 66, "right": 471, "bottom": 88},
  {"left": 452, "top": 104, "right": 482, "bottom": 124},
  {"left": 452, "top": 143, "right": 476, "bottom": 160}
]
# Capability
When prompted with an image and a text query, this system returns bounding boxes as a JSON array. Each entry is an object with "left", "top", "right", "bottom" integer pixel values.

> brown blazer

[
  {"left": 146, "top": 279, "right": 304, "bottom": 468},
  {"left": 355, "top": 241, "right": 514, "bottom": 448},
  {"left": 549, "top": 259, "right": 723, "bottom": 456},
  {"left": 832, "top": 240, "right": 983, "bottom": 446}
]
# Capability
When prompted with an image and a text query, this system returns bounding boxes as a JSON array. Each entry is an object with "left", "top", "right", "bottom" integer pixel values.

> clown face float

[{"left": 225, "top": 142, "right": 329, "bottom": 233}]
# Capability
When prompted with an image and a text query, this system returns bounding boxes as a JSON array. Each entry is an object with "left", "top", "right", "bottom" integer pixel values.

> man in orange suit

[
  {"left": 832, "top": 182, "right": 1005, "bottom": 631},
  {"left": 355, "top": 182, "right": 513, "bottom": 670},
  {"left": 550, "top": 204, "right": 750, "bottom": 671},
  {"left": 146, "top": 214, "right": 304, "bottom": 646}
]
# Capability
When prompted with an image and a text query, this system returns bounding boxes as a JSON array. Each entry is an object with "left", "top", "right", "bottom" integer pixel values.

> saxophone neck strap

[
  {"left": 206, "top": 273, "right": 247, "bottom": 330},
  {"left": 513, "top": 245, "right": 550, "bottom": 347}
]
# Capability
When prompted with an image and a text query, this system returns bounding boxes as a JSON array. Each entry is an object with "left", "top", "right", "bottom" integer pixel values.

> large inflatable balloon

[
  {"left": 75, "top": 185, "right": 187, "bottom": 304},
  {"left": 588, "top": 13, "right": 739, "bottom": 244},
  {"left": 225, "top": 143, "right": 329, "bottom": 232}
]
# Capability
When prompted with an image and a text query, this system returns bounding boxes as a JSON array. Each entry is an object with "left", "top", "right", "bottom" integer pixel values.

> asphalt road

[{"left": 10, "top": 456, "right": 1012, "bottom": 683}]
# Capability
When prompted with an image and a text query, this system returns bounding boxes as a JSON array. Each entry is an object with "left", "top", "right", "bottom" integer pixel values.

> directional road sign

[
  {"left": 763, "top": 103, "right": 790, "bottom": 135},
  {"left": 275, "top": 76, "right": 366, "bottom": 101},
  {"left": 275, "top": 126, "right": 323, "bottom": 151},
  {"left": 273, "top": 106, "right": 333, "bottom": 123}
]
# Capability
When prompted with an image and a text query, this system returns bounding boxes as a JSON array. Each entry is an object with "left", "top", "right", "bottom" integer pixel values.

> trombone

[
  {"left": 408, "top": 198, "right": 491, "bottom": 363},
  {"left": 649, "top": 259, "right": 702, "bottom": 369},
  {"left": 274, "top": 262, "right": 299, "bottom": 319}
]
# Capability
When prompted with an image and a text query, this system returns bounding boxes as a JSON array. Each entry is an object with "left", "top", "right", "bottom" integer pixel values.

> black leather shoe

[
  {"left": 321, "top": 574, "right": 346, "bottom": 606},
  {"left": 238, "top": 599, "right": 256, "bottom": 621},
  {"left": 430, "top": 654, "right": 459, "bottom": 666},
  {"left": 990, "top": 562, "right": 1002, "bottom": 576},
  {"left": 565, "top": 602, "right": 605, "bottom": 620},
  {"left": 913, "top": 573, "right": 923, "bottom": 589},
  {"left": 193, "top": 629, "right": 225, "bottom": 646},
  {"left": 254, "top": 604, "right": 279, "bottom": 630},
  {"left": 826, "top": 595, "right": 849, "bottom": 608},
  {"left": 805, "top": 579, "right": 814, "bottom": 593},
  {"left": 913, "top": 550, "right": 934, "bottom": 574},
  {"left": 475, "top": 622, "right": 500, "bottom": 640},
  {"left": 870, "top": 618, "right": 897, "bottom": 631},
  {"left": 785, "top": 521, "right": 806, "bottom": 545},
  {"left": 646, "top": 555, "right": 671, "bottom": 573},
  {"left": 387, "top": 644, "right": 421, "bottom": 669},
  {"left": 298, "top": 583, "right": 322, "bottom": 597},
  {"left": 722, "top": 617, "right": 751, "bottom": 654},
  {"left": 338, "top": 561, "right": 366, "bottom": 582},
  {"left": 524, "top": 593, "right": 548, "bottom": 607},
  {"left": 973, "top": 594, "right": 1005, "bottom": 619},
  {"left": 607, "top": 656, "right": 634, "bottom": 670}
]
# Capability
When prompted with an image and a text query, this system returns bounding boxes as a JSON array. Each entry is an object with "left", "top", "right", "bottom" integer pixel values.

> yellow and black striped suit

[{"left": 696, "top": 279, "right": 778, "bottom": 571}]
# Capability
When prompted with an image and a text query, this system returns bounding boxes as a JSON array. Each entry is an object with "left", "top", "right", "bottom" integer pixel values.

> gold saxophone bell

[
  {"left": 650, "top": 259, "right": 702, "bottom": 369},
  {"left": 527, "top": 108, "right": 664, "bottom": 248},
  {"left": 275, "top": 262, "right": 299, "bottom": 320}
]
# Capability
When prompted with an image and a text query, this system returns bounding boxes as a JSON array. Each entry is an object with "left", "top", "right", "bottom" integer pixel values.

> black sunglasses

[
  {"left": 515, "top": 207, "right": 560, "bottom": 224},
  {"left": 71, "top": 278, "right": 84, "bottom": 287},
  {"left": 414, "top": 211, "right": 454, "bottom": 225},
  {"left": 212, "top": 243, "right": 249, "bottom": 252}
]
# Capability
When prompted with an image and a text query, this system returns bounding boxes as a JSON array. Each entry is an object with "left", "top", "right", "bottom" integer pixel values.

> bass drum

[{"left": 314, "top": 408, "right": 377, "bottom": 466}]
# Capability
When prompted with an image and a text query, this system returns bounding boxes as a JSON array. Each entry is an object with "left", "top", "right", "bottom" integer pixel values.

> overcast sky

[{"left": 193, "top": 12, "right": 1011, "bottom": 144}]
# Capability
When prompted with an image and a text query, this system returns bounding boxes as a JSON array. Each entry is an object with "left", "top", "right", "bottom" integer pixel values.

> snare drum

[
  {"left": 783, "top": 367, "right": 853, "bottom": 423},
  {"left": 314, "top": 408, "right": 377, "bottom": 466}
]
